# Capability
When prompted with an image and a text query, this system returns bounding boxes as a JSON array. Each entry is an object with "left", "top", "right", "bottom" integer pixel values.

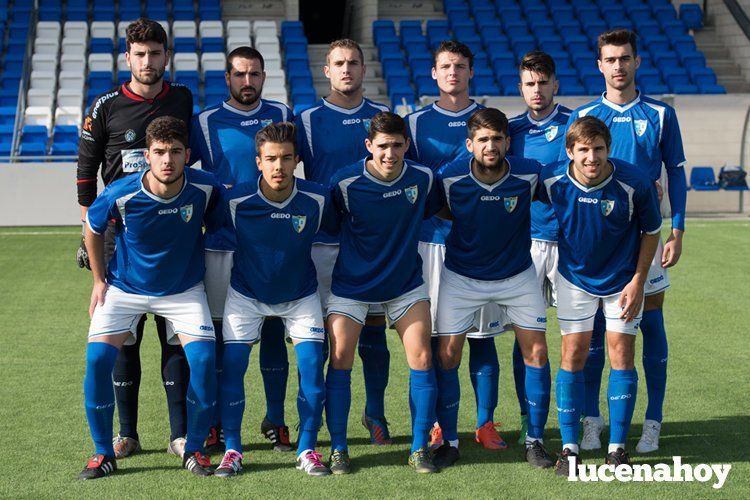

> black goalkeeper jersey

[{"left": 76, "top": 81, "right": 193, "bottom": 206}]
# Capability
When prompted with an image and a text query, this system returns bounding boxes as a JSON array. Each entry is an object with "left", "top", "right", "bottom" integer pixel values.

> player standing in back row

[
  {"left": 563, "top": 29, "right": 687, "bottom": 454},
  {"left": 75, "top": 18, "right": 194, "bottom": 459},
  {"left": 405, "top": 40, "right": 507, "bottom": 451},
  {"left": 507, "top": 51, "right": 571, "bottom": 445},
  {"left": 294, "top": 39, "right": 394, "bottom": 445},
  {"left": 189, "top": 46, "right": 294, "bottom": 452}
]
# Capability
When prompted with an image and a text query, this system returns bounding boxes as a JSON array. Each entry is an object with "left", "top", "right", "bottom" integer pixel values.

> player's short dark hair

[
  {"left": 226, "top": 46, "right": 265, "bottom": 72},
  {"left": 519, "top": 51, "right": 556, "bottom": 78},
  {"left": 597, "top": 28, "right": 638, "bottom": 59},
  {"left": 565, "top": 116, "right": 612, "bottom": 150},
  {"left": 126, "top": 18, "right": 168, "bottom": 52},
  {"left": 433, "top": 40, "right": 474, "bottom": 69},
  {"left": 145, "top": 116, "right": 189, "bottom": 148},
  {"left": 255, "top": 122, "right": 298, "bottom": 156},
  {"left": 367, "top": 111, "right": 408, "bottom": 140},
  {"left": 326, "top": 38, "right": 364, "bottom": 65},
  {"left": 467, "top": 108, "right": 508, "bottom": 138}
]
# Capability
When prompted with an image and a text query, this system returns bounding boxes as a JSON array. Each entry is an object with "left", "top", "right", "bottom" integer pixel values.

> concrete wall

[
  {"left": 710, "top": 0, "right": 750, "bottom": 81},
  {"left": 348, "top": 0, "right": 378, "bottom": 44}
]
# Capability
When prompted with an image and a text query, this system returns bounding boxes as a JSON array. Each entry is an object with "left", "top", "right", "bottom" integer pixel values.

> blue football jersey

[
  {"left": 509, "top": 104, "right": 571, "bottom": 242},
  {"left": 538, "top": 158, "right": 662, "bottom": 296},
  {"left": 329, "top": 159, "right": 440, "bottom": 302},
  {"left": 189, "top": 99, "right": 293, "bottom": 251},
  {"left": 564, "top": 92, "right": 687, "bottom": 230},
  {"left": 405, "top": 101, "right": 484, "bottom": 244},
  {"left": 226, "top": 178, "right": 334, "bottom": 305},
  {"left": 295, "top": 98, "right": 390, "bottom": 244},
  {"left": 86, "top": 168, "right": 223, "bottom": 296},
  {"left": 437, "top": 156, "right": 542, "bottom": 281}
]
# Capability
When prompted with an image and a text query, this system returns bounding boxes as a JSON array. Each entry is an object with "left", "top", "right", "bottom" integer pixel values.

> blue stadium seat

[
  {"left": 91, "top": 38, "right": 115, "bottom": 54},
  {"left": 689, "top": 167, "right": 719, "bottom": 190},
  {"left": 671, "top": 34, "right": 697, "bottom": 53},
  {"left": 680, "top": 51, "right": 706, "bottom": 69},
  {"left": 50, "top": 142, "right": 78, "bottom": 156},
  {"left": 53, "top": 125, "right": 78, "bottom": 144},
  {"left": 281, "top": 20, "right": 305, "bottom": 39},
  {"left": 198, "top": 1, "right": 222, "bottom": 21},
  {"left": 472, "top": 81, "right": 500, "bottom": 96},
  {"left": 382, "top": 59, "right": 409, "bottom": 79},
  {"left": 120, "top": 5, "right": 142, "bottom": 20},
  {"left": 414, "top": 76, "right": 438, "bottom": 96},
  {"left": 373, "top": 20, "right": 396, "bottom": 45},
  {"left": 671, "top": 83, "right": 699, "bottom": 94},
  {"left": 582, "top": 75, "right": 605, "bottom": 95},
  {"left": 201, "top": 37, "right": 224, "bottom": 53},
  {"left": 698, "top": 83, "right": 726, "bottom": 94},
  {"left": 0, "top": 107, "right": 15, "bottom": 126},
  {"left": 653, "top": 4, "right": 678, "bottom": 24},
  {"left": 689, "top": 66, "right": 717, "bottom": 86},
  {"left": 0, "top": 124, "right": 14, "bottom": 143},
  {"left": 399, "top": 20, "right": 422, "bottom": 39},
  {"left": 285, "top": 41, "right": 309, "bottom": 58},
  {"left": 93, "top": 3, "right": 115, "bottom": 21},
  {"left": 174, "top": 38, "right": 197, "bottom": 54},
  {"left": 21, "top": 125, "right": 48, "bottom": 145},
  {"left": 680, "top": 4, "right": 703, "bottom": 30},
  {"left": 89, "top": 71, "right": 114, "bottom": 89},
  {"left": 175, "top": 71, "right": 200, "bottom": 93},
  {"left": 19, "top": 142, "right": 47, "bottom": 157}
]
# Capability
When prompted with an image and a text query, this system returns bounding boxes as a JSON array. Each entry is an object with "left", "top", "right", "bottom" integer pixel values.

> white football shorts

[
  {"left": 644, "top": 238, "right": 670, "bottom": 296},
  {"left": 326, "top": 283, "right": 430, "bottom": 326},
  {"left": 88, "top": 283, "right": 215, "bottom": 345},
  {"left": 222, "top": 286, "right": 325, "bottom": 344},
  {"left": 531, "top": 239, "right": 559, "bottom": 307},
  {"left": 436, "top": 266, "right": 547, "bottom": 337},
  {"left": 556, "top": 274, "right": 643, "bottom": 335}
]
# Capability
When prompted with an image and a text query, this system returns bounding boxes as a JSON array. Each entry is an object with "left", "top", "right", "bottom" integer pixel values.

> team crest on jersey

[
  {"left": 292, "top": 215, "right": 307, "bottom": 233},
  {"left": 600, "top": 199, "right": 615, "bottom": 216},
  {"left": 261, "top": 119, "right": 273, "bottom": 127},
  {"left": 405, "top": 185, "right": 418, "bottom": 204},
  {"left": 180, "top": 204, "right": 193, "bottom": 223},
  {"left": 634, "top": 119, "right": 647, "bottom": 137},
  {"left": 504, "top": 196, "right": 518, "bottom": 213},
  {"left": 545, "top": 125, "right": 558, "bottom": 142},
  {"left": 362, "top": 118, "right": 372, "bottom": 132},
  {"left": 125, "top": 129, "right": 136, "bottom": 142}
]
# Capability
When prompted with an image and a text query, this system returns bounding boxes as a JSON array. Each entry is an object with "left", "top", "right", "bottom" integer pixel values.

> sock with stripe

[
  {"left": 84, "top": 342, "right": 120, "bottom": 457},
  {"left": 259, "top": 318, "right": 288, "bottom": 427},
  {"left": 219, "top": 343, "right": 251, "bottom": 453},
  {"left": 183, "top": 341, "right": 217, "bottom": 455},
  {"left": 295, "top": 341, "right": 326, "bottom": 455}
]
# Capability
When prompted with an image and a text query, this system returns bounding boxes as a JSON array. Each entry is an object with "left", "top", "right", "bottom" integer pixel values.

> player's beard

[
  {"left": 231, "top": 85, "right": 261, "bottom": 106},
  {"left": 153, "top": 170, "right": 184, "bottom": 186},
  {"left": 474, "top": 154, "right": 506, "bottom": 177},
  {"left": 132, "top": 66, "right": 166, "bottom": 86},
  {"left": 335, "top": 80, "right": 363, "bottom": 96}
]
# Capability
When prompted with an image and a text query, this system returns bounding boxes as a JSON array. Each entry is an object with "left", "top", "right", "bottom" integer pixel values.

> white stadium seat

[
  {"left": 200, "top": 52, "right": 225, "bottom": 74},
  {"left": 90, "top": 21, "right": 116, "bottom": 40},
  {"left": 172, "top": 21, "right": 197, "bottom": 39},
  {"left": 60, "top": 53, "right": 86, "bottom": 73},
  {"left": 88, "top": 53, "right": 114, "bottom": 72},
  {"left": 63, "top": 21, "right": 88, "bottom": 41},
  {"left": 199, "top": 20, "right": 223, "bottom": 38},
  {"left": 24, "top": 106, "right": 53, "bottom": 129},
  {"left": 55, "top": 106, "right": 82, "bottom": 126},
  {"left": 61, "top": 38, "right": 87, "bottom": 55},
  {"left": 117, "top": 21, "right": 131, "bottom": 39},
  {"left": 227, "top": 20, "right": 251, "bottom": 39},
  {"left": 57, "top": 88, "right": 84, "bottom": 108},
  {"left": 253, "top": 20, "right": 277, "bottom": 37},
  {"left": 27, "top": 88, "right": 54, "bottom": 108},
  {"left": 227, "top": 37, "right": 253, "bottom": 53},
  {"left": 117, "top": 53, "right": 129, "bottom": 72},
  {"left": 36, "top": 21, "right": 61, "bottom": 39},
  {"left": 58, "top": 70, "right": 85, "bottom": 90},
  {"left": 34, "top": 38, "right": 60, "bottom": 55},
  {"left": 173, "top": 53, "right": 199, "bottom": 72},
  {"left": 29, "top": 70, "right": 56, "bottom": 91},
  {"left": 32, "top": 53, "right": 57, "bottom": 72}
]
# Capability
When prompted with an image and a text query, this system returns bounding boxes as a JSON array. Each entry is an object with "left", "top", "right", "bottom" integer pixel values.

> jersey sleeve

[
  {"left": 85, "top": 185, "right": 116, "bottom": 234},
  {"left": 662, "top": 106, "right": 687, "bottom": 231},
  {"left": 535, "top": 165, "right": 553, "bottom": 204},
  {"left": 557, "top": 110, "right": 577, "bottom": 161},
  {"left": 328, "top": 177, "right": 347, "bottom": 227},
  {"left": 204, "top": 181, "right": 226, "bottom": 233},
  {"left": 634, "top": 179, "right": 662, "bottom": 235},
  {"left": 77, "top": 97, "right": 109, "bottom": 206},
  {"left": 295, "top": 113, "right": 313, "bottom": 174},
  {"left": 319, "top": 189, "right": 340, "bottom": 235},
  {"left": 405, "top": 115, "right": 419, "bottom": 161},
  {"left": 188, "top": 114, "right": 205, "bottom": 167}
]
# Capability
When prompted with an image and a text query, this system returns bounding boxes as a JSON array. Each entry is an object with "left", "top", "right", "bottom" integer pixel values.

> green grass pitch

[{"left": 0, "top": 221, "right": 748, "bottom": 498}]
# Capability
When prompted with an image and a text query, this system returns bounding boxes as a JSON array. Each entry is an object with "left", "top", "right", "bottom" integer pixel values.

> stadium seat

[
  {"left": 200, "top": 53, "right": 225, "bottom": 75},
  {"left": 26, "top": 89, "right": 53, "bottom": 108},
  {"left": 0, "top": 107, "right": 16, "bottom": 126},
  {"left": 58, "top": 70, "right": 85, "bottom": 91},
  {"left": 31, "top": 53, "right": 57, "bottom": 72},
  {"left": 199, "top": 20, "right": 224, "bottom": 39},
  {"left": 36, "top": 21, "right": 61, "bottom": 40},
  {"left": 689, "top": 167, "right": 719, "bottom": 190},
  {"left": 698, "top": 83, "right": 726, "bottom": 94},
  {"left": 34, "top": 37, "right": 59, "bottom": 55},
  {"left": 227, "top": 20, "right": 251, "bottom": 40},
  {"left": 680, "top": 4, "right": 703, "bottom": 30},
  {"left": 91, "top": 21, "right": 115, "bottom": 41}
]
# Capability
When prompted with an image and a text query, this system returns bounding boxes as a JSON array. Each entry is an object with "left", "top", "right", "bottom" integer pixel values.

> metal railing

[{"left": 723, "top": 0, "right": 750, "bottom": 40}]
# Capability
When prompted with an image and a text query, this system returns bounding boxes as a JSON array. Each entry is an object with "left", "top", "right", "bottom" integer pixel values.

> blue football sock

[
  {"left": 525, "top": 362, "right": 551, "bottom": 441},
  {"left": 183, "top": 341, "right": 217, "bottom": 455},
  {"left": 512, "top": 340, "right": 528, "bottom": 416},
  {"left": 358, "top": 324, "right": 390, "bottom": 418},
  {"left": 608, "top": 369, "right": 638, "bottom": 446},
  {"left": 468, "top": 337, "right": 499, "bottom": 427},
  {"left": 259, "top": 318, "right": 288, "bottom": 426},
  {"left": 641, "top": 309, "right": 668, "bottom": 423},
  {"left": 219, "top": 343, "right": 251, "bottom": 453},
  {"left": 210, "top": 319, "right": 224, "bottom": 429},
  {"left": 434, "top": 364, "right": 460, "bottom": 442},
  {"left": 325, "top": 367, "right": 351, "bottom": 452},
  {"left": 583, "top": 308, "right": 606, "bottom": 418},
  {"left": 409, "top": 368, "right": 438, "bottom": 453},
  {"left": 157, "top": 316, "right": 189, "bottom": 441},
  {"left": 295, "top": 341, "right": 325, "bottom": 454},
  {"left": 84, "top": 342, "right": 119, "bottom": 456},
  {"left": 556, "top": 368, "right": 585, "bottom": 446}
]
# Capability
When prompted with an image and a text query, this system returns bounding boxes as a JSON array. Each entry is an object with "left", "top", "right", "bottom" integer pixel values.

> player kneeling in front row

[
  {"left": 325, "top": 112, "right": 440, "bottom": 474},
  {"left": 79, "top": 117, "right": 223, "bottom": 479},
  {"left": 538, "top": 117, "right": 661, "bottom": 476},
  {"left": 431, "top": 108, "right": 553, "bottom": 470},
  {"left": 217, "top": 123, "right": 332, "bottom": 477}
]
